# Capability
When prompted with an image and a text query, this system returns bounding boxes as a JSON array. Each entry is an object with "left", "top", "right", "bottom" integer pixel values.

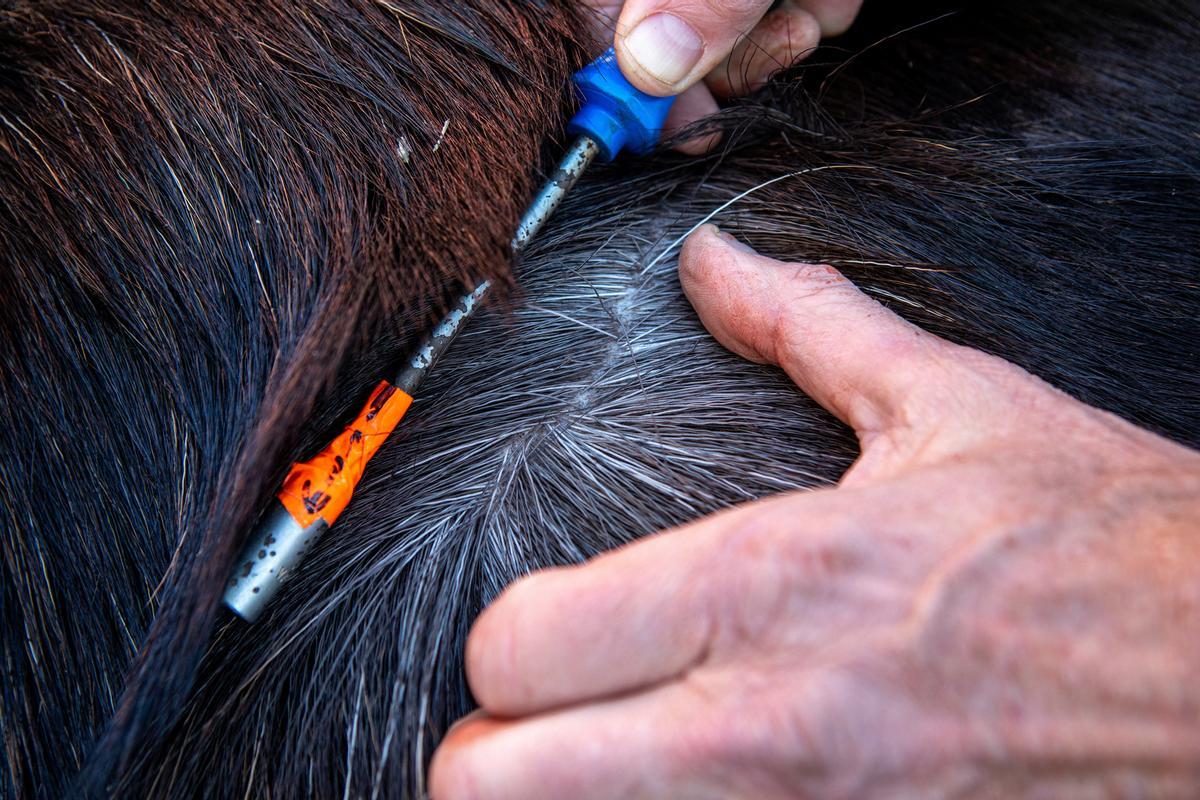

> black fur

[{"left": 1, "top": 1, "right": 1197, "bottom": 797}]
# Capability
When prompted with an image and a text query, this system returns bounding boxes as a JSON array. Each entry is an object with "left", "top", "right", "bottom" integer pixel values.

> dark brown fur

[
  {"left": 2, "top": 1, "right": 1198, "bottom": 798},
  {"left": 0, "top": 1, "right": 587, "bottom": 795}
]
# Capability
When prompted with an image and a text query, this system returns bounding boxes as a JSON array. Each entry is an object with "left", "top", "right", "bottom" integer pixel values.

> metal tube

[
  {"left": 395, "top": 135, "right": 599, "bottom": 397},
  {"left": 392, "top": 280, "right": 492, "bottom": 395},
  {"left": 512, "top": 135, "right": 600, "bottom": 252},
  {"left": 224, "top": 501, "right": 329, "bottom": 623}
]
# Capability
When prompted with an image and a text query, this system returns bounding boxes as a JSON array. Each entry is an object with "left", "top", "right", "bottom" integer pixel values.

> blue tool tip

[{"left": 566, "top": 48, "right": 676, "bottom": 162}]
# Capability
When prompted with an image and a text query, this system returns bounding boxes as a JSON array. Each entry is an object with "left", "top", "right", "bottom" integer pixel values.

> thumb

[
  {"left": 613, "top": 0, "right": 775, "bottom": 95},
  {"left": 679, "top": 224, "right": 979, "bottom": 440}
]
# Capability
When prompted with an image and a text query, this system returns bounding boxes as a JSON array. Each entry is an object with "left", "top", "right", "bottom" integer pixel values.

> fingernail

[
  {"left": 624, "top": 13, "right": 704, "bottom": 88},
  {"left": 714, "top": 226, "right": 757, "bottom": 254},
  {"left": 446, "top": 709, "right": 487, "bottom": 736}
]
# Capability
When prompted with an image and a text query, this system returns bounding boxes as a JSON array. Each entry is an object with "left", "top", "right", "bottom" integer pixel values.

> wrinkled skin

[{"left": 430, "top": 225, "right": 1200, "bottom": 798}]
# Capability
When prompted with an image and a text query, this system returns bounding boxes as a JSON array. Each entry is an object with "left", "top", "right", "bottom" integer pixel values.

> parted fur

[{"left": 1, "top": 1, "right": 1198, "bottom": 797}]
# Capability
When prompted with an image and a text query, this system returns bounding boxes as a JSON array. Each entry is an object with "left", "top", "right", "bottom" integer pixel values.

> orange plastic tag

[{"left": 278, "top": 381, "right": 413, "bottom": 527}]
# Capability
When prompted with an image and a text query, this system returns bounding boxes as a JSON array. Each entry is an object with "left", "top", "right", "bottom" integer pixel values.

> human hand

[
  {"left": 582, "top": 0, "right": 864, "bottom": 153},
  {"left": 430, "top": 225, "right": 1200, "bottom": 799}
]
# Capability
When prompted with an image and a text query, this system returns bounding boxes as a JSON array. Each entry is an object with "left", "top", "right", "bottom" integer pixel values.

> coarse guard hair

[{"left": 2, "top": 1, "right": 1198, "bottom": 797}]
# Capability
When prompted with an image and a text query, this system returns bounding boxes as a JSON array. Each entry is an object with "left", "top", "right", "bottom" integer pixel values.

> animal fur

[
  {"left": 1, "top": 1, "right": 1197, "bottom": 797},
  {"left": 0, "top": 1, "right": 589, "bottom": 795}
]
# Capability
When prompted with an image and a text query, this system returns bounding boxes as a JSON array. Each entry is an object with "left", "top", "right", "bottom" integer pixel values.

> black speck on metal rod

[{"left": 394, "top": 135, "right": 600, "bottom": 394}]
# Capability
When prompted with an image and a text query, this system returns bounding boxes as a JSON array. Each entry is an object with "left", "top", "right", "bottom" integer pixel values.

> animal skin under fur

[{"left": 2, "top": 1, "right": 1199, "bottom": 798}]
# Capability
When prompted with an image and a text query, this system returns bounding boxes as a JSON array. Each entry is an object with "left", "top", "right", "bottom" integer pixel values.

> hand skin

[
  {"left": 582, "top": 0, "right": 864, "bottom": 153},
  {"left": 429, "top": 225, "right": 1200, "bottom": 799}
]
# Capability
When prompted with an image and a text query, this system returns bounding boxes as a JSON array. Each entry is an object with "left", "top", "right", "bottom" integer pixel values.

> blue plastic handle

[{"left": 566, "top": 48, "right": 676, "bottom": 162}]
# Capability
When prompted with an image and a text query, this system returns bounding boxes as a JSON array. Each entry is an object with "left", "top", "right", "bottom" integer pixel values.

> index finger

[
  {"left": 464, "top": 508, "right": 721, "bottom": 717},
  {"left": 464, "top": 484, "right": 860, "bottom": 717}
]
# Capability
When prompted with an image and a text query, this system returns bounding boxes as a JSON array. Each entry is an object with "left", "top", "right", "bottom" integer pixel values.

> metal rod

[
  {"left": 512, "top": 135, "right": 600, "bottom": 252},
  {"left": 392, "top": 280, "right": 492, "bottom": 394},
  {"left": 225, "top": 505, "right": 327, "bottom": 623},
  {"left": 223, "top": 136, "right": 601, "bottom": 623},
  {"left": 394, "top": 135, "right": 600, "bottom": 397}
]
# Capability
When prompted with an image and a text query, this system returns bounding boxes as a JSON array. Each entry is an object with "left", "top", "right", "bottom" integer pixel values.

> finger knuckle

[
  {"left": 697, "top": 522, "right": 781, "bottom": 645},
  {"left": 776, "top": 261, "right": 857, "bottom": 318},
  {"left": 759, "top": 4, "right": 821, "bottom": 53},
  {"left": 926, "top": 340, "right": 1069, "bottom": 424},
  {"left": 694, "top": 0, "right": 773, "bottom": 32},
  {"left": 940, "top": 340, "right": 1028, "bottom": 386},
  {"left": 700, "top": 501, "right": 858, "bottom": 646},
  {"left": 684, "top": 668, "right": 860, "bottom": 791},
  {"left": 785, "top": 261, "right": 853, "bottom": 293},
  {"left": 791, "top": 642, "right": 936, "bottom": 786},
  {"left": 784, "top": 667, "right": 880, "bottom": 782}
]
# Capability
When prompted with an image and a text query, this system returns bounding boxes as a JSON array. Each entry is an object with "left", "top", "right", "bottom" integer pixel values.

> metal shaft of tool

[
  {"left": 512, "top": 135, "right": 600, "bottom": 256},
  {"left": 224, "top": 135, "right": 601, "bottom": 623},
  {"left": 393, "top": 134, "right": 601, "bottom": 396}
]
